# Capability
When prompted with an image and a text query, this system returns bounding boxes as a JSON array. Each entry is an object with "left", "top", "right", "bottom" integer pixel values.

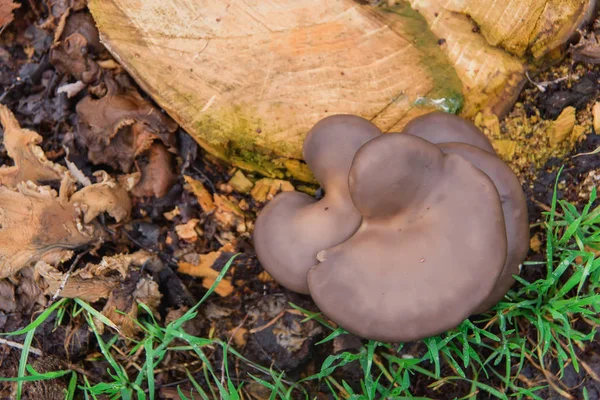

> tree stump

[{"left": 89, "top": 0, "right": 595, "bottom": 181}]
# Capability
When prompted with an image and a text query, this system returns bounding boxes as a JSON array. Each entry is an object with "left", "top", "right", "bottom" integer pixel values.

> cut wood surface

[{"left": 89, "top": 0, "right": 595, "bottom": 182}]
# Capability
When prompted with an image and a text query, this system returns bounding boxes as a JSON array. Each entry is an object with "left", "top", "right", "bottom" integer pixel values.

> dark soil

[{"left": 1, "top": 2, "right": 600, "bottom": 400}]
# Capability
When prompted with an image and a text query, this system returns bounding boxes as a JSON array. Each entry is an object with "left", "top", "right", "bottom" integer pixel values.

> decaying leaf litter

[{"left": 0, "top": 1, "right": 600, "bottom": 399}]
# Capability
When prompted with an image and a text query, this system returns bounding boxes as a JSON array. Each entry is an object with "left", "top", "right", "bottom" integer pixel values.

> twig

[
  {"left": 525, "top": 71, "right": 572, "bottom": 93},
  {"left": 0, "top": 338, "right": 42, "bottom": 356},
  {"left": 222, "top": 315, "right": 248, "bottom": 386},
  {"left": 47, "top": 247, "right": 91, "bottom": 306},
  {"left": 249, "top": 309, "right": 303, "bottom": 334}
]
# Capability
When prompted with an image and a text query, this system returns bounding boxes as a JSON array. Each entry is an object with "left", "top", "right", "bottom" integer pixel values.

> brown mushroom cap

[
  {"left": 253, "top": 115, "right": 382, "bottom": 294},
  {"left": 403, "top": 111, "right": 496, "bottom": 154},
  {"left": 438, "top": 143, "right": 529, "bottom": 312},
  {"left": 306, "top": 134, "right": 507, "bottom": 342}
]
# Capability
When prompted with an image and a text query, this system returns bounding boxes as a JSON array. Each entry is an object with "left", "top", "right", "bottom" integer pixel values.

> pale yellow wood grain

[{"left": 88, "top": 0, "right": 462, "bottom": 180}]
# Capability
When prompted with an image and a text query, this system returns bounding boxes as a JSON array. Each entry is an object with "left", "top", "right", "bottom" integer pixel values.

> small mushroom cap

[
  {"left": 307, "top": 134, "right": 507, "bottom": 342},
  {"left": 253, "top": 115, "right": 381, "bottom": 294},
  {"left": 439, "top": 143, "right": 529, "bottom": 312},
  {"left": 403, "top": 111, "right": 496, "bottom": 154}
]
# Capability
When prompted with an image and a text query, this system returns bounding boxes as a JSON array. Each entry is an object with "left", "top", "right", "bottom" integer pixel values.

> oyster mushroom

[
  {"left": 307, "top": 133, "right": 508, "bottom": 342},
  {"left": 438, "top": 143, "right": 528, "bottom": 312},
  {"left": 253, "top": 115, "right": 382, "bottom": 294},
  {"left": 403, "top": 111, "right": 496, "bottom": 154}
]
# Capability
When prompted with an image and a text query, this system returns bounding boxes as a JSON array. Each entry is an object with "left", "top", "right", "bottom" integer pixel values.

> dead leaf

[
  {"left": 0, "top": 110, "right": 132, "bottom": 278},
  {"left": 35, "top": 261, "right": 119, "bottom": 302},
  {"left": 70, "top": 171, "right": 131, "bottom": 223},
  {"left": 0, "top": 182, "right": 93, "bottom": 279},
  {"left": 0, "top": 0, "right": 19, "bottom": 28},
  {"left": 175, "top": 218, "right": 201, "bottom": 243},
  {"left": 184, "top": 175, "right": 215, "bottom": 213},
  {"left": 214, "top": 194, "right": 246, "bottom": 232},
  {"left": 549, "top": 106, "right": 576, "bottom": 146},
  {"left": 250, "top": 178, "right": 294, "bottom": 203},
  {"left": 0, "top": 104, "right": 66, "bottom": 187},
  {"left": 228, "top": 170, "right": 254, "bottom": 194},
  {"left": 50, "top": 33, "right": 101, "bottom": 84},
  {"left": 570, "top": 31, "right": 600, "bottom": 64},
  {"left": 130, "top": 143, "right": 177, "bottom": 198},
  {"left": 36, "top": 251, "right": 160, "bottom": 336},
  {"left": 178, "top": 243, "right": 236, "bottom": 297},
  {"left": 0, "top": 279, "right": 15, "bottom": 312},
  {"left": 101, "top": 271, "right": 161, "bottom": 337},
  {"left": 75, "top": 73, "right": 177, "bottom": 172},
  {"left": 35, "top": 252, "right": 151, "bottom": 301}
]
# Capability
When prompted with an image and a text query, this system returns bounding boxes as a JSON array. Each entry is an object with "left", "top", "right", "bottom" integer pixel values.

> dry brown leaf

[
  {"left": 175, "top": 218, "right": 201, "bottom": 243},
  {"left": 35, "top": 261, "right": 120, "bottom": 302},
  {"left": 50, "top": 33, "right": 101, "bottom": 84},
  {"left": 70, "top": 171, "right": 131, "bottom": 223},
  {"left": 228, "top": 170, "right": 254, "bottom": 194},
  {"left": 75, "top": 74, "right": 177, "bottom": 172},
  {"left": 549, "top": 106, "right": 576, "bottom": 146},
  {"left": 36, "top": 251, "right": 160, "bottom": 336},
  {"left": 250, "top": 178, "right": 294, "bottom": 203},
  {"left": 178, "top": 243, "right": 236, "bottom": 297},
  {"left": 0, "top": 182, "right": 93, "bottom": 279},
  {"left": 0, "top": 0, "right": 19, "bottom": 28},
  {"left": 130, "top": 143, "right": 177, "bottom": 198},
  {"left": 0, "top": 110, "right": 132, "bottom": 278},
  {"left": 35, "top": 252, "right": 151, "bottom": 301},
  {"left": 0, "top": 104, "right": 65, "bottom": 187},
  {"left": 184, "top": 175, "right": 216, "bottom": 213},
  {"left": 214, "top": 194, "right": 246, "bottom": 232},
  {"left": 101, "top": 272, "right": 161, "bottom": 337}
]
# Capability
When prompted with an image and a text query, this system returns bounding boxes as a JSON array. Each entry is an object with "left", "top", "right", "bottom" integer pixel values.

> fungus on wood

[{"left": 254, "top": 112, "right": 529, "bottom": 342}]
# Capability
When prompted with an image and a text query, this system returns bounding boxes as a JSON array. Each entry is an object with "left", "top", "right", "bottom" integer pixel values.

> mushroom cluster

[{"left": 253, "top": 112, "right": 529, "bottom": 342}]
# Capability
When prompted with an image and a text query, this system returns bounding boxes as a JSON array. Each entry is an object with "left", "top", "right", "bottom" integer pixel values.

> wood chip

[
  {"left": 177, "top": 243, "right": 236, "bottom": 297},
  {"left": 478, "top": 112, "right": 500, "bottom": 137},
  {"left": 174, "top": 218, "right": 201, "bottom": 242},
  {"left": 549, "top": 106, "right": 576, "bottom": 146},
  {"left": 250, "top": 178, "right": 294, "bottom": 203},
  {"left": 257, "top": 271, "right": 274, "bottom": 282},
  {"left": 163, "top": 206, "right": 180, "bottom": 221},
  {"left": 230, "top": 327, "right": 248, "bottom": 347},
  {"left": 184, "top": 175, "right": 216, "bottom": 213},
  {"left": 493, "top": 139, "right": 517, "bottom": 160},
  {"left": 228, "top": 170, "right": 254, "bottom": 193},
  {"left": 530, "top": 233, "right": 542, "bottom": 253},
  {"left": 214, "top": 194, "right": 246, "bottom": 232},
  {"left": 594, "top": 102, "right": 600, "bottom": 134}
]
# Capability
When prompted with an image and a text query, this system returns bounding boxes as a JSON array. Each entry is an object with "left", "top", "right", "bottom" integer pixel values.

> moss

[{"left": 379, "top": 3, "right": 464, "bottom": 114}]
